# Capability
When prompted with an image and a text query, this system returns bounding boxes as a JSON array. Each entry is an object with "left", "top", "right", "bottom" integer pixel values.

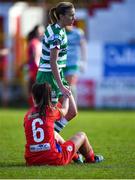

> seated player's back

[{"left": 24, "top": 105, "right": 64, "bottom": 165}]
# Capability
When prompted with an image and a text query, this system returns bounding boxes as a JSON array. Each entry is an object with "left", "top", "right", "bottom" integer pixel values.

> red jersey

[
  {"left": 27, "top": 38, "right": 42, "bottom": 80},
  {"left": 24, "top": 106, "right": 75, "bottom": 166}
]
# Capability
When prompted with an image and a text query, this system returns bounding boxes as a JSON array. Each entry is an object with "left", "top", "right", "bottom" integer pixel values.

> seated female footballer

[{"left": 24, "top": 82, "right": 104, "bottom": 165}]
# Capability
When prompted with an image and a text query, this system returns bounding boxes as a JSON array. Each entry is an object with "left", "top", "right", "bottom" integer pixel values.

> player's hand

[{"left": 61, "top": 86, "right": 71, "bottom": 97}]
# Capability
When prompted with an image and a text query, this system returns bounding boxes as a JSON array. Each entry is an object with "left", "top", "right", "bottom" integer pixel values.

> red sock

[
  {"left": 72, "top": 153, "right": 79, "bottom": 161},
  {"left": 85, "top": 149, "right": 95, "bottom": 163}
]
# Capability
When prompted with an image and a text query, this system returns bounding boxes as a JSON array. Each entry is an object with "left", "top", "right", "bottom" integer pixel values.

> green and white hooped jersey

[{"left": 39, "top": 23, "right": 68, "bottom": 72}]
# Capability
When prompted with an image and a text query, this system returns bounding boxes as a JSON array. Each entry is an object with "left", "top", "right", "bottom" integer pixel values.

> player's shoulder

[
  {"left": 30, "top": 38, "right": 40, "bottom": 45},
  {"left": 46, "top": 24, "right": 62, "bottom": 40},
  {"left": 50, "top": 23, "right": 61, "bottom": 33},
  {"left": 73, "top": 27, "right": 84, "bottom": 36},
  {"left": 24, "top": 107, "right": 37, "bottom": 120}
]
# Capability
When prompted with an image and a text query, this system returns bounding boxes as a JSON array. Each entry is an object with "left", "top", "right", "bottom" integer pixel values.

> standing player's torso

[{"left": 39, "top": 24, "right": 68, "bottom": 72}]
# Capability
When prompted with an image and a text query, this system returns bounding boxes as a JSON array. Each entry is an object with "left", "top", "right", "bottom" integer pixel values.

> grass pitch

[{"left": 0, "top": 108, "right": 135, "bottom": 179}]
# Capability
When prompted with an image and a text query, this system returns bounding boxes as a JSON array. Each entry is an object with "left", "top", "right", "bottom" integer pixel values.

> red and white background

[{"left": 0, "top": 0, "right": 135, "bottom": 108}]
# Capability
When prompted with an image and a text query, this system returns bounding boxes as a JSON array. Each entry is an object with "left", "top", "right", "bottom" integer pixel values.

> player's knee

[{"left": 77, "top": 131, "right": 86, "bottom": 140}]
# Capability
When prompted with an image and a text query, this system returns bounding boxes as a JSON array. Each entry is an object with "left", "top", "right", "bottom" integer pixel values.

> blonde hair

[{"left": 49, "top": 2, "right": 74, "bottom": 24}]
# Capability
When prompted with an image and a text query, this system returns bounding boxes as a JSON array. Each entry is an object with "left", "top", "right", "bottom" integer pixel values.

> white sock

[
  {"left": 54, "top": 117, "right": 68, "bottom": 133},
  {"left": 60, "top": 117, "right": 68, "bottom": 126}
]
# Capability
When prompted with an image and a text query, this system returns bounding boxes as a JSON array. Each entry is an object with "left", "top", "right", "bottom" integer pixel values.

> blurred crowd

[{"left": 0, "top": 0, "right": 135, "bottom": 108}]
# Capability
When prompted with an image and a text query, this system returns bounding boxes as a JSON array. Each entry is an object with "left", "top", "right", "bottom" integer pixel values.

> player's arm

[
  {"left": 50, "top": 48, "right": 64, "bottom": 89},
  {"left": 57, "top": 96, "right": 69, "bottom": 117},
  {"left": 50, "top": 48, "right": 71, "bottom": 97}
]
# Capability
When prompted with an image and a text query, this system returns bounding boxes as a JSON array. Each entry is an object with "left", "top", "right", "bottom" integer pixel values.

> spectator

[
  {"left": 26, "top": 25, "right": 44, "bottom": 106},
  {"left": 64, "top": 25, "right": 88, "bottom": 103},
  {"left": 0, "top": 48, "right": 9, "bottom": 106}
]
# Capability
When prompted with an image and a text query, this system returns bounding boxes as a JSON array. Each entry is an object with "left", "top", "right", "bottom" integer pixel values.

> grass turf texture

[{"left": 0, "top": 109, "right": 135, "bottom": 179}]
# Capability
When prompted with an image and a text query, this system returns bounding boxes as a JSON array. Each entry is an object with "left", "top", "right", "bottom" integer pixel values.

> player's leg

[
  {"left": 55, "top": 131, "right": 83, "bottom": 163},
  {"left": 54, "top": 94, "right": 77, "bottom": 133},
  {"left": 54, "top": 70, "right": 78, "bottom": 133},
  {"left": 61, "top": 69, "right": 78, "bottom": 121},
  {"left": 65, "top": 93, "right": 77, "bottom": 121},
  {"left": 65, "top": 74, "right": 78, "bottom": 103},
  {"left": 55, "top": 131, "right": 65, "bottom": 144},
  {"left": 69, "top": 132, "right": 104, "bottom": 163},
  {"left": 64, "top": 65, "right": 79, "bottom": 103},
  {"left": 36, "top": 71, "right": 77, "bottom": 133}
]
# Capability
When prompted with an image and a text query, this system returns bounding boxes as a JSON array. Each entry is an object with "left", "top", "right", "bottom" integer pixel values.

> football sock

[
  {"left": 72, "top": 153, "right": 79, "bottom": 161},
  {"left": 54, "top": 117, "right": 68, "bottom": 133},
  {"left": 72, "top": 153, "right": 83, "bottom": 163},
  {"left": 85, "top": 149, "right": 95, "bottom": 163}
]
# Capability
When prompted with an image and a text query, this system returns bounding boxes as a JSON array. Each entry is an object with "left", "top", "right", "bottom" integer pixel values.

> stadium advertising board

[
  {"left": 103, "top": 44, "right": 135, "bottom": 77},
  {"left": 77, "top": 43, "right": 135, "bottom": 108},
  {"left": 95, "top": 78, "right": 135, "bottom": 108},
  {"left": 96, "top": 44, "right": 135, "bottom": 108},
  {"left": 77, "top": 79, "right": 95, "bottom": 108}
]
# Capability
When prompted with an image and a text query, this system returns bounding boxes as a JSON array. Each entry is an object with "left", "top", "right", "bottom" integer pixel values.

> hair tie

[{"left": 54, "top": 10, "right": 58, "bottom": 21}]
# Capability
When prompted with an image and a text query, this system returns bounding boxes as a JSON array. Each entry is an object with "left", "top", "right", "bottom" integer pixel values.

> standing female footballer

[
  {"left": 36, "top": 2, "right": 77, "bottom": 133},
  {"left": 24, "top": 82, "right": 104, "bottom": 166}
]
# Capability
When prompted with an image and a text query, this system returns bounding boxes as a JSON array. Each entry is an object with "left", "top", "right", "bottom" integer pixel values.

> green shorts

[{"left": 36, "top": 69, "right": 69, "bottom": 103}]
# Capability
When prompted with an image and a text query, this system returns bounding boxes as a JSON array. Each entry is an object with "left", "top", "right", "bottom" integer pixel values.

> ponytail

[
  {"left": 32, "top": 83, "right": 52, "bottom": 117},
  {"left": 49, "top": 7, "right": 58, "bottom": 24}
]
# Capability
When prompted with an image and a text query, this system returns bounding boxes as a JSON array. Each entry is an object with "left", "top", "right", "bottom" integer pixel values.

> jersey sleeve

[
  {"left": 49, "top": 34, "right": 62, "bottom": 49},
  {"left": 78, "top": 28, "right": 85, "bottom": 41},
  {"left": 53, "top": 107, "right": 61, "bottom": 120}
]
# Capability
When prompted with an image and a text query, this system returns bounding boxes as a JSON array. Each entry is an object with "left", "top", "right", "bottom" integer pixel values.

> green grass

[{"left": 0, "top": 108, "right": 135, "bottom": 179}]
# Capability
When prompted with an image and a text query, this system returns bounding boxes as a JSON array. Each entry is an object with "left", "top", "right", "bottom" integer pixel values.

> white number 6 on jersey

[{"left": 32, "top": 118, "right": 44, "bottom": 142}]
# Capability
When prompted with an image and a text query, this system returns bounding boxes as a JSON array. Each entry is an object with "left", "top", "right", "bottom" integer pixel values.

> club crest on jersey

[
  {"left": 53, "top": 38, "right": 61, "bottom": 46},
  {"left": 67, "top": 145, "right": 73, "bottom": 152},
  {"left": 51, "top": 91, "right": 56, "bottom": 98}
]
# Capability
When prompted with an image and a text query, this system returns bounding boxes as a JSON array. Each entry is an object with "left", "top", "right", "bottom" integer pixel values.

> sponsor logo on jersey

[
  {"left": 30, "top": 143, "right": 51, "bottom": 152},
  {"left": 53, "top": 39, "right": 61, "bottom": 46}
]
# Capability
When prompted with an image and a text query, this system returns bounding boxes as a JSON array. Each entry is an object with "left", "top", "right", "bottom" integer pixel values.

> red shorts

[
  {"left": 60, "top": 140, "right": 76, "bottom": 165},
  {"left": 26, "top": 140, "right": 76, "bottom": 166}
]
